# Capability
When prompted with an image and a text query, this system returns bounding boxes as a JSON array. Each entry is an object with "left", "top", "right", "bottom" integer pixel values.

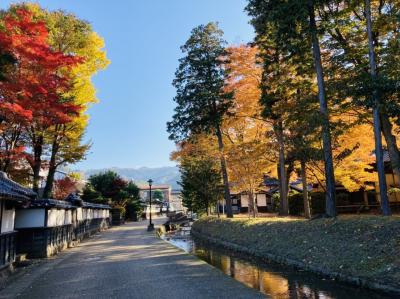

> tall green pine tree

[{"left": 167, "top": 23, "right": 234, "bottom": 217}]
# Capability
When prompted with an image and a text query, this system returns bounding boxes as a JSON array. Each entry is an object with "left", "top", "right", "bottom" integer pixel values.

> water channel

[{"left": 162, "top": 231, "right": 393, "bottom": 299}]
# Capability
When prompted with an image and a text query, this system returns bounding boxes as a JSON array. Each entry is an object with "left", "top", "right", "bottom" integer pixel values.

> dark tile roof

[
  {"left": 372, "top": 150, "right": 390, "bottom": 162},
  {"left": 0, "top": 172, "right": 36, "bottom": 202},
  {"left": 28, "top": 199, "right": 110, "bottom": 210},
  {"left": 263, "top": 176, "right": 280, "bottom": 186},
  {"left": 384, "top": 150, "right": 390, "bottom": 162},
  {"left": 29, "top": 199, "right": 75, "bottom": 209},
  {"left": 82, "top": 201, "right": 110, "bottom": 209},
  {"left": 65, "top": 193, "right": 83, "bottom": 206}
]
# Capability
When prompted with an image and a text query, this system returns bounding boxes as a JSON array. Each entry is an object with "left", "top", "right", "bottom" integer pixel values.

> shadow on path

[{"left": 0, "top": 218, "right": 265, "bottom": 299}]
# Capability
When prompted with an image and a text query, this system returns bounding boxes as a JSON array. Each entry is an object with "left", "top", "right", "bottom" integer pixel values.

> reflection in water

[{"left": 163, "top": 235, "right": 392, "bottom": 299}]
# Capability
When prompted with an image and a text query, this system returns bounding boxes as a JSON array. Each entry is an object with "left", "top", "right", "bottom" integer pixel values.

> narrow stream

[{"left": 162, "top": 232, "right": 393, "bottom": 299}]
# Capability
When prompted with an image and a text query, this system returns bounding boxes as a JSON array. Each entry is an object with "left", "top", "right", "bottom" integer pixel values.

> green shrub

[
  {"left": 272, "top": 193, "right": 280, "bottom": 212},
  {"left": 273, "top": 191, "right": 326, "bottom": 216},
  {"left": 336, "top": 192, "right": 350, "bottom": 206},
  {"left": 126, "top": 200, "right": 143, "bottom": 221},
  {"left": 310, "top": 192, "right": 325, "bottom": 215},
  {"left": 273, "top": 192, "right": 308, "bottom": 216},
  {"left": 111, "top": 207, "right": 125, "bottom": 218},
  {"left": 288, "top": 192, "right": 304, "bottom": 216}
]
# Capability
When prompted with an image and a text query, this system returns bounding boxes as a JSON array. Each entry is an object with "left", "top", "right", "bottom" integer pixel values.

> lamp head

[{"left": 147, "top": 179, "right": 153, "bottom": 187}]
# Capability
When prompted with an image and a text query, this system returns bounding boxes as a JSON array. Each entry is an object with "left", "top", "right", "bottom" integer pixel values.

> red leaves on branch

[
  {"left": 53, "top": 176, "right": 78, "bottom": 200},
  {"left": 0, "top": 8, "right": 83, "bottom": 127}
]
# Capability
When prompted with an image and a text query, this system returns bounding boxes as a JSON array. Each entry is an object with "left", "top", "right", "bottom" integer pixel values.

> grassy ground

[{"left": 192, "top": 215, "right": 400, "bottom": 291}]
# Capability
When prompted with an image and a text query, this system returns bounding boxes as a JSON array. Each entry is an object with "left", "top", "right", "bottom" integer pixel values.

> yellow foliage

[
  {"left": 307, "top": 113, "right": 377, "bottom": 192},
  {"left": 223, "top": 45, "right": 275, "bottom": 193}
]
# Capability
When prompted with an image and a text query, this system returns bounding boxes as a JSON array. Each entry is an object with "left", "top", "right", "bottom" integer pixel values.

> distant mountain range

[{"left": 83, "top": 166, "right": 181, "bottom": 190}]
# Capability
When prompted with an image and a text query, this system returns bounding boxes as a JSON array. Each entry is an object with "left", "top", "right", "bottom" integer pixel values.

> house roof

[
  {"left": 371, "top": 150, "right": 390, "bottom": 162},
  {"left": 384, "top": 150, "right": 390, "bottom": 162},
  {"left": 263, "top": 176, "right": 280, "bottom": 186},
  {"left": 262, "top": 176, "right": 312, "bottom": 193},
  {"left": 65, "top": 192, "right": 84, "bottom": 206},
  {"left": 0, "top": 172, "right": 36, "bottom": 202}
]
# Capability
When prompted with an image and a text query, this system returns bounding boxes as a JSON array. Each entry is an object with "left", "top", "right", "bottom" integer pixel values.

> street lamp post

[{"left": 147, "top": 179, "right": 154, "bottom": 231}]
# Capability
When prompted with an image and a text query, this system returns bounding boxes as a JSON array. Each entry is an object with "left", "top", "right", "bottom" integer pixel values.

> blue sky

[{"left": 1, "top": 0, "right": 254, "bottom": 170}]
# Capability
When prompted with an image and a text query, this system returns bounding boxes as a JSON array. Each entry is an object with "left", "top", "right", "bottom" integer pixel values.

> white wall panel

[
  {"left": 1, "top": 206, "right": 15, "bottom": 232},
  {"left": 47, "top": 209, "right": 66, "bottom": 227},
  {"left": 65, "top": 210, "right": 72, "bottom": 225},
  {"left": 77, "top": 208, "right": 83, "bottom": 221},
  {"left": 15, "top": 209, "right": 45, "bottom": 228},
  {"left": 257, "top": 194, "right": 267, "bottom": 207},
  {"left": 241, "top": 194, "right": 249, "bottom": 207}
]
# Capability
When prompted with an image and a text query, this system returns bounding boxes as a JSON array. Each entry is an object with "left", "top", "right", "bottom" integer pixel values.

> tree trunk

[
  {"left": 380, "top": 112, "right": 400, "bottom": 186},
  {"left": 43, "top": 140, "right": 59, "bottom": 199},
  {"left": 32, "top": 136, "right": 44, "bottom": 194},
  {"left": 365, "top": 0, "right": 391, "bottom": 216},
  {"left": 248, "top": 191, "right": 258, "bottom": 218},
  {"left": 42, "top": 165, "right": 56, "bottom": 199},
  {"left": 301, "top": 160, "right": 311, "bottom": 219},
  {"left": 363, "top": 189, "right": 370, "bottom": 208},
  {"left": 216, "top": 125, "right": 233, "bottom": 218},
  {"left": 277, "top": 163, "right": 282, "bottom": 203},
  {"left": 286, "top": 161, "right": 294, "bottom": 194},
  {"left": 308, "top": 0, "right": 336, "bottom": 217},
  {"left": 1, "top": 127, "right": 21, "bottom": 173},
  {"left": 276, "top": 123, "right": 289, "bottom": 216},
  {"left": 254, "top": 193, "right": 258, "bottom": 217}
]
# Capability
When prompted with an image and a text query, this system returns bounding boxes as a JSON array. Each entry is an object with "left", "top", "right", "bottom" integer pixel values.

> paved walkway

[{"left": 0, "top": 219, "right": 265, "bottom": 298}]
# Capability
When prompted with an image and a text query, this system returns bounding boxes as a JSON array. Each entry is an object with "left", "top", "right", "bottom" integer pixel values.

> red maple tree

[
  {"left": 0, "top": 8, "right": 83, "bottom": 188},
  {"left": 52, "top": 176, "right": 78, "bottom": 200}
]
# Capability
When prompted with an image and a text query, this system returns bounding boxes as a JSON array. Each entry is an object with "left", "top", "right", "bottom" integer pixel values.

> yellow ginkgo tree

[{"left": 38, "top": 7, "right": 110, "bottom": 198}]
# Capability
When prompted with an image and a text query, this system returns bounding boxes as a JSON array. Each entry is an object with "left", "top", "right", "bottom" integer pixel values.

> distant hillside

[{"left": 83, "top": 166, "right": 181, "bottom": 189}]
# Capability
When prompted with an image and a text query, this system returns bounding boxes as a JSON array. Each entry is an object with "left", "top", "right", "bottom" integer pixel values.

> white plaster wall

[
  {"left": 86, "top": 209, "right": 92, "bottom": 220},
  {"left": 47, "top": 209, "right": 66, "bottom": 227},
  {"left": 84, "top": 208, "right": 92, "bottom": 220},
  {"left": 241, "top": 194, "right": 249, "bottom": 207},
  {"left": 64, "top": 210, "right": 72, "bottom": 225},
  {"left": 1, "top": 206, "right": 15, "bottom": 232},
  {"left": 76, "top": 208, "right": 83, "bottom": 221},
  {"left": 15, "top": 209, "right": 45, "bottom": 228},
  {"left": 257, "top": 194, "right": 267, "bottom": 207}
]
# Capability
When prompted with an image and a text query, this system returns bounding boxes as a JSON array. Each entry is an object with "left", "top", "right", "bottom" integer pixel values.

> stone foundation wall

[
  {"left": 16, "top": 225, "right": 73, "bottom": 258},
  {"left": 0, "top": 231, "right": 16, "bottom": 269},
  {"left": 16, "top": 218, "right": 110, "bottom": 258}
]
